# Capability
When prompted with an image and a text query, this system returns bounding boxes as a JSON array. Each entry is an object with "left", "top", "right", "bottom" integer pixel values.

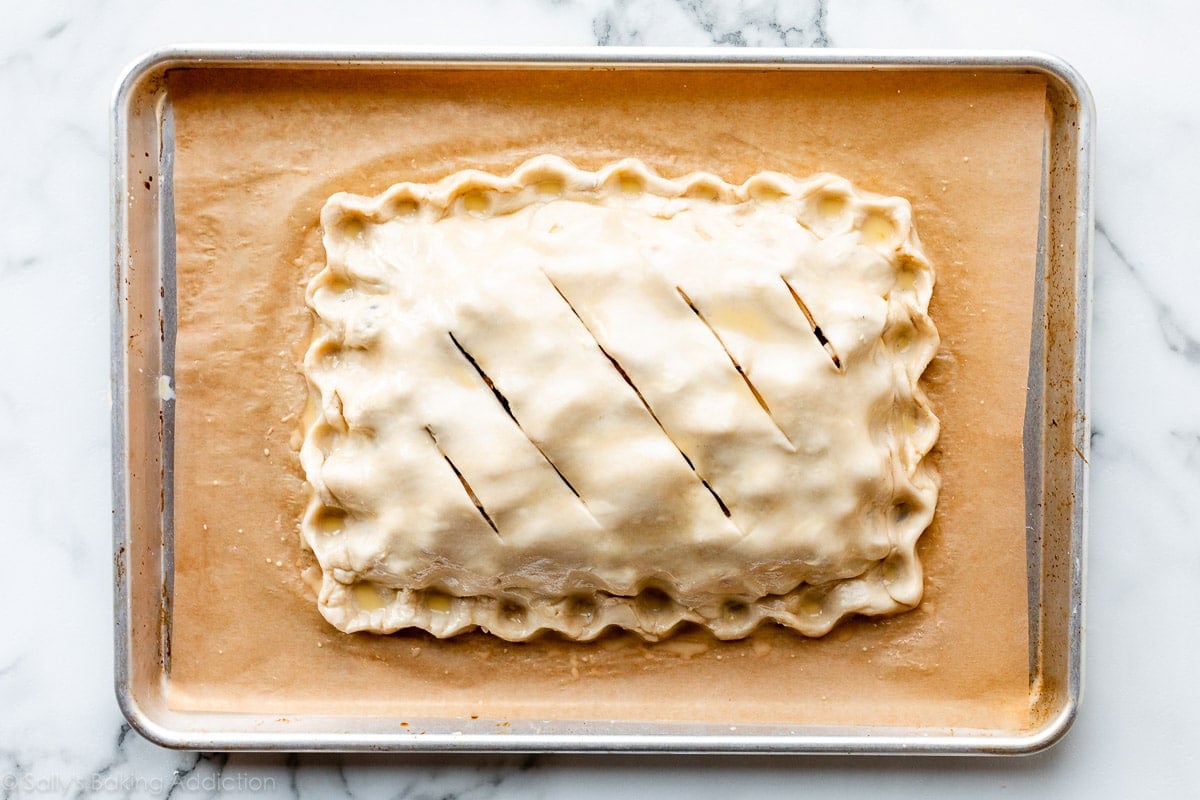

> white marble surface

[{"left": 2, "top": 0, "right": 1198, "bottom": 796}]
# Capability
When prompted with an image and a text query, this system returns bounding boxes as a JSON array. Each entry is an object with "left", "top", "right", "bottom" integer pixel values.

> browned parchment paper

[{"left": 166, "top": 67, "right": 1046, "bottom": 730}]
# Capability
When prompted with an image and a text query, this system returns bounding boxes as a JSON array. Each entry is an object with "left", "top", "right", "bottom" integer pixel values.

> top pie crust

[{"left": 300, "top": 156, "right": 939, "bottom": 641}]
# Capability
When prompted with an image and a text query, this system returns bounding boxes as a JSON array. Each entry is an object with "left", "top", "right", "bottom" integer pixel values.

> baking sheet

[
  {"left": 166, "top": 65, "right": 1038, "bottom": 726},
  {"left": 112, "top": 49, "right": 1091, "bottom": 753}
]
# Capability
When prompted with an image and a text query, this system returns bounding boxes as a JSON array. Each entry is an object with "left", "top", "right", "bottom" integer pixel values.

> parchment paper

[{"left": 166, "top": 67, "right": 1045, "bottom": 730}]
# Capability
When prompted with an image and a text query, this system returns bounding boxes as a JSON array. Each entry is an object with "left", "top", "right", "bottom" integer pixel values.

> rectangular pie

[{"left": 300, "top": 155, "right": 939, "bottom": 641}]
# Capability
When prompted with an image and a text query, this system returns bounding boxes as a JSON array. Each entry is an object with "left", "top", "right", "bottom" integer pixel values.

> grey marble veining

[
  {"left": 591, "top": 0, "right": 829, "bottom": 46},
  {"left": 1096, "top": 222, "right": 1200, "bottom": 366},
  {"left": 2, "top": 0, "right": 1200, "bottom": 797}
]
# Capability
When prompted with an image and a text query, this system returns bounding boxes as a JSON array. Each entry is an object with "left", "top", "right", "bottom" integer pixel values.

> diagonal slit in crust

[
  {"left": 424, "top": 425, "right": 502, "bottom": 540},
  {"left": 675, "top": 286, "right": 796, "bottom": 449},
  {"left": 446, "top": 331, "right": 592, "bottom": 513},
  {"left": 543, "top": 273, "right": 738, "bottom": 524},
  {"left": 700, "top": 476, "right": 732, "bottom": 517},
  {"left": 781, "top": 276, "right": 844, "bottom": 371},
  {"left": 448, "top": 331, "right": 513, "bottom": 417}
]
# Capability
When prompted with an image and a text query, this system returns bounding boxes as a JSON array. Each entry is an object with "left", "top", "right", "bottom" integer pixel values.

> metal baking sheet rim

[{"left": 111, "top": 46, "right": 1092, "bottom": 755}]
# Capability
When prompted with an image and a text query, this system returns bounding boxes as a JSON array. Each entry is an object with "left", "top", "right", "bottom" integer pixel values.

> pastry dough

[{"left": 300, "top": 156, "right": 939, "bottom": 641}]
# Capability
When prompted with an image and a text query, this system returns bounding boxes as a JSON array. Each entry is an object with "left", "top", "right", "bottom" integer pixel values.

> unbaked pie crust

[{"left": 300, "top": 156, "right": 939, "bottom": 641}]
